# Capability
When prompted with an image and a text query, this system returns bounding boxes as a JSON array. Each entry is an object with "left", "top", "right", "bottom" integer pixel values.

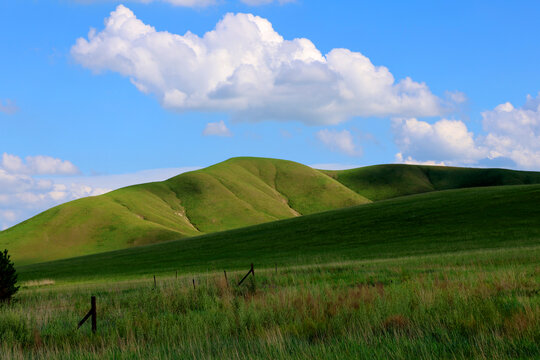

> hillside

[
  {"left": 0, "top": 157, "right": 368, "bottom": 265},
  {"left": 17, "top": 184, "right": 540, "bottom": 282},
  {"left": 322, "top": 164, "right": 540, "bottom": 200},
  {"left": 3, "top": 157, "right": 540, "bottom": 265}
]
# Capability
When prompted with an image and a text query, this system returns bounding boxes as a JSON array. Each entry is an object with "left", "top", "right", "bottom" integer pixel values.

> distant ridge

[{"left": 2, "top": 157, "right": 540, "bottom": 265}]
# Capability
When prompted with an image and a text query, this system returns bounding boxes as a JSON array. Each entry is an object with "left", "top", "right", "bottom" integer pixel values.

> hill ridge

[{"left": 3, "top": 156, "right": 540, "bottom": 265}]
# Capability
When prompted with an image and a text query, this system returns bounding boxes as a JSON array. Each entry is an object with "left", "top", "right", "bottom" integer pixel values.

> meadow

[
  {"left": 1, "top": 246, "right": 539, "bottom": 359},
  {"left": 4, "top": 157, "right": 540, "bottom": 266},
  {"left": 17, "top": 184, "right": 540, "bottom": 283},
  {"left": 2, "top": 167, "right": 540, "bottom": 358}
]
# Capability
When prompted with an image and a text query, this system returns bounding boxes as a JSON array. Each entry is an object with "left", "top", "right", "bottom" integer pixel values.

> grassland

[
  {"left": 2, "top": 246, "right": 539, "bottom": 359},
  {"left": 2, "top": 171, "right": 539, "bottom": 358},
  {"left": 0, "top": 157, "right": 369, "bottom": 265},
  {"left": 3, "top": 157, "right": 540, "bottom": 265},
  {"left": 16, "top": 184, "right": 540, "bottom": 283},
  {"left": 322, "top": 163, "right": 540, "bottom": 201}
]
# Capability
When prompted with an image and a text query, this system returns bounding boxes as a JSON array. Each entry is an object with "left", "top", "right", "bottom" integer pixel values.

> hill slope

[
  {"left": 17, "top": 184, "right": 540, "bottom": 282},
  {"left": 3, "top": 157, "right": 540, "bottom": 265},
  {"left": 0, "top": 157, "right": 368, "bottom": 264},
  {"left": 322, "top": 164, "right": 540, "bottom": 200}
]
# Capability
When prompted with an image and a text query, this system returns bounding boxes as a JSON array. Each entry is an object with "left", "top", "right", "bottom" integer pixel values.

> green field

[
  {"left": 3, "top": 157, "right": 540, "bottom": 266},
  {"left": 2, "top": 246, "right": 539, "bottom": 359},
  {"left": 16, "top": 184, "right": 540, "bottom": 283},
  {"left": 1, "top": 171, "right": 539, "bottom": 358}
]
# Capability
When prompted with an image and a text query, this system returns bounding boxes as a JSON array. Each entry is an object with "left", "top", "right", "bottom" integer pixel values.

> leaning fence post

[
  {"left": 77, "top": 296, "right": 97, "bottom": 334},
  {"left": 238, "top": 263, "right": 255, "bottom": 286},
  {"left": 224, "top": 270, "right": 228, "bottom": 286}
]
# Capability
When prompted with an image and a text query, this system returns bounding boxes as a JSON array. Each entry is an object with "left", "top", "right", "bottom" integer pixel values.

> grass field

[
  {"left": 16, "top": 184, "right": 540, "bottom": 283},
  {"left": 2, "top": 179, "right": 539, "bottom": 358},
  {"left": 3, "top": 157, "right": 540, "bottom": 265},
  {"left": 2, "top": 246, "right": 539, "bottom": 359}
]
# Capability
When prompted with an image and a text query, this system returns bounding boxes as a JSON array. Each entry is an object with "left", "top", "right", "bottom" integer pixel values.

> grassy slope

[
  {"left": 323, "top": 164, "right": 540, "bottom": 200},
  {"left": 17, "top": 184, "right": 540, "bottom": 282},
  {"left": 0, "top": 157, "right": 368, "bottom": 265}
]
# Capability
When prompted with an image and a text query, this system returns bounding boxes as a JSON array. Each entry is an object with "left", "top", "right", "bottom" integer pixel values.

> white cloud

[
  {"left": 317, "top": 129, "right": 360, "bottom": 156},
  {"left": 0, "top": 99, "right": 19, "bottom": 115},
  {"left": 445, "top": 90, "right": 467, "bottom": 105},
  {"left": 202, "top": 120, "right": 232, "bottom": 136},
  {"left": 0, "top": 160, "right": 199, "bottom": 230},
  {"left": 392, "top": 118, "right": 486, "bottom": 166},
  {"left": 392, "top": 93, "right": 540, "bottom": 170},
  {"left": 72, "top": 6, "right": 449, "bottom": 125},
  {"left": 480, "top": 93, "right": 540, "bottom": 169},
  {"left": 1, "top": 153, "right": 80, "bottom": 175}
]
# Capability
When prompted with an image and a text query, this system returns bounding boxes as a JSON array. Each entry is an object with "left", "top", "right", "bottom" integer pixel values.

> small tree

[{"left": 0, "top": 249, "right": 19, "bottom": 302}]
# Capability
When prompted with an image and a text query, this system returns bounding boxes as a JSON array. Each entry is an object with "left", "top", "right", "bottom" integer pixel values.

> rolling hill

[
  {"left": 3, "top": 157, "right": 540, "bottom": 265},
  {"left": 17, "top": 184, "right": 540, "bottom": 282},
  {"left": 0, "top": 157, "right": 368, "bottom": 264}
]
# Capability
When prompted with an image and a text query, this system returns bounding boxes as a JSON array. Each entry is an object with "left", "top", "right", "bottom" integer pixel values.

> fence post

[
  {"left": 176, "top": 270, "right": 178, "bottom": 280},
  {"left": 238, "top": 264, "right": 255, "bottom": 286},
  {"left": 192, "top": 278, "right": 196, "bottom": 290},
  {"left": 91, "top": 296, "right": 96, "bottom": 334},
  {"left": 153, "top": 275, "right": 156, "bottom": 289},
  {"left": 224, "top": 270, "right": 228, "bottom": 286},
  {"left": 77, "top": 296, "right": 96, "bottom": 334}
]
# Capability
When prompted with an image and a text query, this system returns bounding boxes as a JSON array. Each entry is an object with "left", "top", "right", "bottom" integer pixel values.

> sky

[{"left": 1, "top": 0, "right": 540, "bottom": 229}]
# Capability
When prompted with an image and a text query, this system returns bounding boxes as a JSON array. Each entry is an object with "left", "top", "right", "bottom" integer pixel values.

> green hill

[
  {"left": 322, "top": 164, "right": 540, "bottom": 200},
  {"left": 17, "top": 184, "right": 540, "bottom": 282},
  {"left": 3, "top": 157, "right": 540, "bottom": 266},
  {"left": 0, "top": 157, "right": 368, "bottom": 265}
]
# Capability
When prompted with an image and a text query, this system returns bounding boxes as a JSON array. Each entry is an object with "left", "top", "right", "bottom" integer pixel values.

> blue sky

[{"left": 1, "top": 0, "right": 540, "bottom": 228}]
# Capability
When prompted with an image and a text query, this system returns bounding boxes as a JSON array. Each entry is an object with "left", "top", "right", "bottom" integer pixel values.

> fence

[{"left": 76, "top": 263, "right": 259, "bottom": 334}]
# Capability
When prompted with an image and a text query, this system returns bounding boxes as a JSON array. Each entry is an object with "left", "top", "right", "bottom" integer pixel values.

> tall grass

[{"left": 1, "top": 246, "right": 539, "bottom": 359}]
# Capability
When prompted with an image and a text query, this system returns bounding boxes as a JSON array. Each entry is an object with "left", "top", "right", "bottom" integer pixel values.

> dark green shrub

[{"left": 0, "top": 249, "right": 19, "bottom": 302}]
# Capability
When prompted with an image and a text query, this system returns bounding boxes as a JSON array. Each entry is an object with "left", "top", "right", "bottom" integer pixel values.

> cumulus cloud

[
  {"left": 393, "top": 93, "right": 540, "bottom": 170},
  {"left": 392, "top": 118, "right": 486, "bottom": 166},
  {"left": 0, "top": 154, "right": 100, "bottom": 229},
  {"left": 317, "top": 129, "right": 360, "bottom": 156},
  {"left": 0, "top": 99, "right": 19, "bottom": 115},
  {"left": 481, "top": 94, "right": 540, "bottom": 169},
  {"left": 71, "top": 6, "right": 448, "bottom": 125},
  {"left": 202, "top": 120, "right": 232, "bottom": 136},
  {"left": 1, "top": 153, "right": 80, "bottom": 175}
]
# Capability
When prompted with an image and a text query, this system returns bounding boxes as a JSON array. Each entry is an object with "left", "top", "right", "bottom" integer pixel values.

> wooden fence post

[
  {"left": 224, "top": 270, "right": 228, "bottom": 286},
  {"left": 238, "top": 264, "right": 255, "bottom": 286},
  {"left": 91, "top": 296, "right": 96, "bottom": 334},
  {"left": 192, "top": 278, "right": 196, "bottom": 290},
  {"left": 77, "top": 296, "right": 97, "bottom": 334},
  {"left": 153, "top": 275, "right": 156, "bottom": 289}
]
